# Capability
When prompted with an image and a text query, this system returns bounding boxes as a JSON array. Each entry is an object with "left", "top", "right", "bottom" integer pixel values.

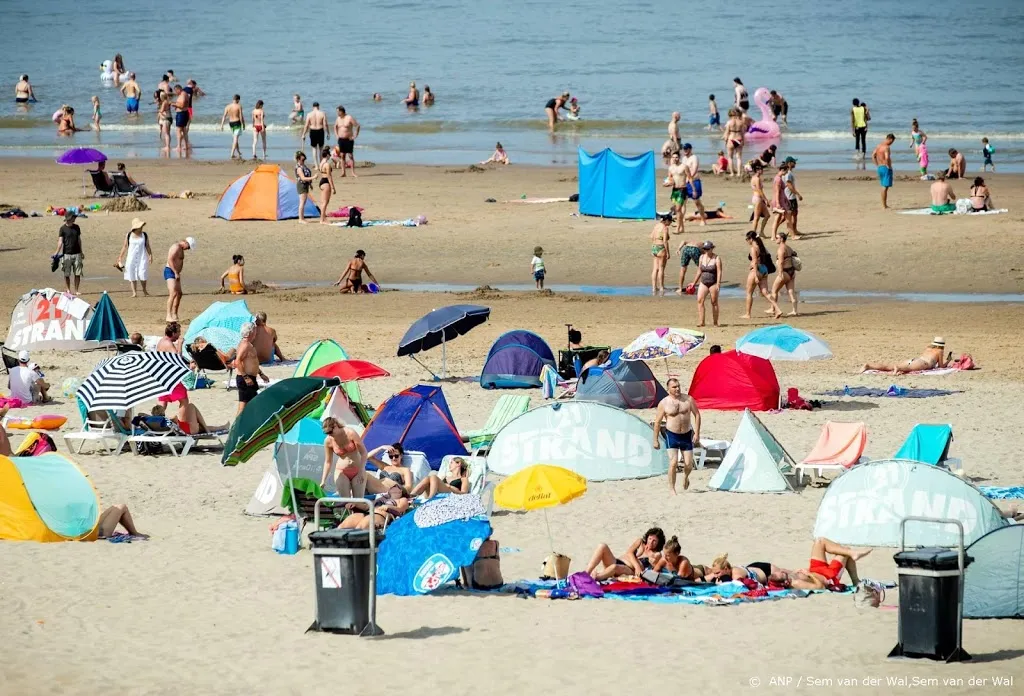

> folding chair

[
  {"left": 88, "top": 169, "right": 119, "bottom": 197},
  {"left": 111, "top": 172, "right": 147, "bottom": 197},
  {"left": 122, "top": 417, "right": 195, "bottom": 457},
  {"left": 0, "top": 343, "right": 20, "bottom": 375},
  {"left": 462, "top": 394, "right": 531, "bottom": 453},
  {"left": 794, "top": 421, "right": 868, "bottom": 484},
  {"left": 62, "top": 396, "right": 128, "bottom": 455}
]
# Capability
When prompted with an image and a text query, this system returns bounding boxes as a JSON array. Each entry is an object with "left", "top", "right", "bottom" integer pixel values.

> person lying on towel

[
  {"left": 862, "top": 336, "right": 951, "bottom": 374},
  {"left": 651, "top": 535, "right": 698, "bottom": 580},
  {"left": 707, "top": 538, "right": 870, "bottom": 590},
  {"left": 584, "top": 527, "right": 665, "bottom": 581}
]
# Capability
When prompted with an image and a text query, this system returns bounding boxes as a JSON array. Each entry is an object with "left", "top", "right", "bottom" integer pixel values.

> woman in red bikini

[
  {"left": 320, "top": 416, "right": 368, "bottom": 498},
  {"left": 251, "top": 99, "right": 267, "bottom": 160}
]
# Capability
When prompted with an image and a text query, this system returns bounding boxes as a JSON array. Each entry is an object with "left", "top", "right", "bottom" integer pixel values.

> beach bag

[
  {"left": 347, "top": 208, "right": 363, "bottom": 227},
  {"left": 540, "top": 552, "right": 571, "bottom": 580},
  {"left": 13, "top": 432, "right": 57, "bottom": 457},
  {"left": 460, "top": 538, "right": 503, "bottom": 590},
  {"left": 790, "top": 252, "right": 803, "bottom": 271},
  {"left": 853, "top": 580, "right": 885, "bottom": 609},
  {"left": 641, "top": 568, "right": 692, "bottom": 588},
  {"left": 953, "top": 353, "right": 975, "bottom": 370}
]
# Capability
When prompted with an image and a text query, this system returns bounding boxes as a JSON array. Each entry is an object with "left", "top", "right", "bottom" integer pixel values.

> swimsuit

[
  {"left": 319, "top": 176, "right": 330, "bottom": 188},
  {"left": 680, "top": 245, "right": 701, "bottom": 267},
  {"left": 15, "top": 97, "right": 28, "bottom": 103},
  {"left": 175, "top": 111, "right": 189, "bottom": 128},
  {"left": 236, "top": 375, "right": 259, "bottom": 403},
  {"left": 877, "top": 165, "right": 893, "bottom": 188},
  {"left": 665, "top": 429, "right": 694, "bottom": 452},
  {"left": 163, "top": 266, "right": 177, "bottom": 281},
  {"left": 254, "top": 124, "right": 263, "bottom": 133},
  {"left": 670, "top": 187, "right": 685, "bottom": 205},
  {"left": 157, "top": 382, "right": 188, "bottom": 405},
  {"left": 310, "top": 127, "right": 325, "bottom": 149},
  {"left": 651, "top": 244, "right": 666, "bottom": 257},
  {"left": 708, "top": 112, "right": 720, "bottom": 126},
  {"left": 545, "top": 98, "right": 557, "bottom": 110},
  {"left": 229, "top": 120, "right": 241, "bottom": 134},
  {"left": 685, "top": 179, "right": 702, "bottom": 200},
  {"left": 808, "top": 558, "right": 844, "bottom": 585},
  {"left": 337, "top": 137, "right": 354, "bottom": 154},
  {"left": 226, "top": 270, "right": 244, "bottom": 294},
  {"left": 126, "top": 97, "right": 139, "bottom": 113},
  {"left": 748, "top": 561, "right": 772, "bottom": 579},
  {"left": 331, "top": 438, "right": 362, "bottom": 480},
  {"left": 699, "top": 258, "right": 718, "bottom": 287}
]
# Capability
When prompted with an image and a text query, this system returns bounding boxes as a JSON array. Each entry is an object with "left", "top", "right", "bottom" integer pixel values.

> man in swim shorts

[
  {"left": 164, "top": 237, "right": 195, "bottom": 322},
  {"left": 172, "top": 85, "right": 190, "bottom": 156},
  {"left": 120, "top": 73, "right": 141, "bottom": 114},
  {"left": 665, "top": 152, "right": 688, "bottom": 234},
  {"left": 871, "top": 133, "right": 896, "bottom": 209},
  {"left": 333, "top": 105, "right": 361, "bottom": 177},
  {"left": 769, "top": 538, "right": 871, "bottom": 590},
  {"left": 220, "top": 94, "right": 245, "bottom": 160},
  {"left": 675, "top": 239, "right": 702, "bottom": 294},
  {"left": 681, "top": 143, "right": 708, "bottom": 225},
  {"left": 929, "top": 172, "right": 957, "bottom": 214},
  {"left": 234, "top": 322, "right": 268, "bottom": 415},
  {"left": 652, "top": 377, "right": 701, "bottom": 494},
  {"left": 302, "top": 102, "right": 327, "bottom": 157}
]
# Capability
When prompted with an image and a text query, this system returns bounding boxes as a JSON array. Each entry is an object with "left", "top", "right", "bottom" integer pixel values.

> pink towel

[
  {"left": 327, "top": 206, "right": 365, "bottom": 218},
  {"left": 0, "top": 396, "right": 28, "bottom": 409}
]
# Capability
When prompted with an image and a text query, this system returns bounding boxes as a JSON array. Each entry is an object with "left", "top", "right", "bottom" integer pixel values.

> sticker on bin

[{"left": 321, "top": 557, "right": 342, "bottom": 588}]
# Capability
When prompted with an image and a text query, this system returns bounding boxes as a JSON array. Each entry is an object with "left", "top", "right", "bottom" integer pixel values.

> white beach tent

[
  {"left": 707, "top": 409, "right": 796, "bottom": 493},
  {"left": 964, "top": 524, "right": 1024, "bottom": 618}
]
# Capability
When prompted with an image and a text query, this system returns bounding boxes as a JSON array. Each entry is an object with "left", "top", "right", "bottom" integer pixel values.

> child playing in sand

[
  {"left": 982, "top": 137, "right": 995, "bottom": 172},
  {"left": 91, "top": 96, "right": 101, "bottom": 131},
  {"left": 481, "top": 142, "right": 509, "bottom": 165},
  {"left": 289, "top": 94, "right": 304, "bottom": 124},
  {"left": 707, "top": 94, "right": 720, "bottom": 130},
  {"left": 712, "top": 150, "right": 728, "bottom": 175},
  {"left": 531, "top": 246, "right": 545, "bottom": 290}
]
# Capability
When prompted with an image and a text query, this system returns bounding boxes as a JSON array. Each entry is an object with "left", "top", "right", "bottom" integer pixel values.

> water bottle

[{"left": 284, "top": 522, "right": 299, "bottom": 554}]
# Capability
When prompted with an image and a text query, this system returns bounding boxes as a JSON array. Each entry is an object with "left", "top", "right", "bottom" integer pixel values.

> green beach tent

[{"left": 293, "top": 339, "right": 361, "bottom": 409}]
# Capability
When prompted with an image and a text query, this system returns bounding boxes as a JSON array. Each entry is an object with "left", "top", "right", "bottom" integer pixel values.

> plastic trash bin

[
  {"left": 308, "top": 528, "right": 383, "bottom": 635},
  {"left": 889, "top": 546, "right": 973, "bottom": 662}
]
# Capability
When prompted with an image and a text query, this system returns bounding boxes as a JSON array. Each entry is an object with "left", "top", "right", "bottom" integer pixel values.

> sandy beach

[{"left": 2, "top": 158, "right": 1024, "bottom": 695}]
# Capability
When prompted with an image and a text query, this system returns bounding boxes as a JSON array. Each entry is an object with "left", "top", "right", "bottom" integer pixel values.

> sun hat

[
  {"left": 130, "top": 218, "right": 146, "bottom": 231},
  {"left": 930, "top": 337, "right": 945, "bottom": 348},
  {"left": 784, "top": 156, "right": 798, "bottom": 164},
  {"left": 702, "top": 240, "right": 715, "bottom": 250},
  {"left": 17, "top": 350, "right": 29, "bottom": 363},
  {"left": 185, "top": 236, "right": 196, "bottom": 250}
]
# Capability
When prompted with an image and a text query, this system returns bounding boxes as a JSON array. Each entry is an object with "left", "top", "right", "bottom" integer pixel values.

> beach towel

[
  {"left": 979, "top": 486, "right": 1024, "bottom": 500},
  {"left": 898, "top": 207, "right": 1008, "bottom": 216},
  {"left": 376, "top": 513, "right": 492, "bottom": 596},
  {"left": 801, "top": 421, "right": 867, "bottom": 468},
  {"left": 504, "top": 197, "right": 571, "bottom": 204},
  {"left": 0, "top": 396, "right": 29, "bottom": 409},
  {"left": 327, "top": 206, "right": 365, "bottom": 218},
  {"left": 333, "top": 218, "right": 421, "bottom": 228},
  {"left": 861, "top": 367, "right": 960, "bottom": 376},
  {"left": 819, "top": 386, "right": 960, "bottom": 398}
]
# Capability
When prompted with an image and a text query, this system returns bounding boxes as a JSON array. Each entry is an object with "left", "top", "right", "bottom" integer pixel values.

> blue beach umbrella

[
  {"left": 83, "top": 291, "right": 129, "bottom": 343},
  {"left": 397, "top": 304, "right": 490, "bottom": 378},
  {"left": 183, "top": 300, "right": 253, "bottom": 347},
  {"left": 736, "top": 325, "right": 832, "bottom": 361}
]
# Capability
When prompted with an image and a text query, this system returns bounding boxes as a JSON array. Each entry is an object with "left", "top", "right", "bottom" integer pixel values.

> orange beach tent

[{"left": 214, "top": 164, "right": 320, "bottom": 221}]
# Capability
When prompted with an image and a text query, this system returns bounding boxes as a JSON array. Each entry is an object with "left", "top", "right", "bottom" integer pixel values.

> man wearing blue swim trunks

[
  {"left": 871, "top": 133, "right": 896, "bottom": 209},
  {"left": 120, "top": 73, "right": 141, "bottom": 114},
  {"left": 681, "top": 144, "right": 708, "bottom": 225},
  {"left": 653, "top": 378, "right": 702, "bottom": 494}
]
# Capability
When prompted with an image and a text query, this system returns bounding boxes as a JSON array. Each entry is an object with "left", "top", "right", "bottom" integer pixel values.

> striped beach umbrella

[{"left": 77, "top": 351, "right": 191, "bottom": 411}]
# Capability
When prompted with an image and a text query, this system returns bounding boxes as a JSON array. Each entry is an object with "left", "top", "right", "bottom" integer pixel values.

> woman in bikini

[
  {"left": 294, "top": 151, "right": 315, "bottom": 223},
  {"left": 408, "top": 457, "right": 471, "bottom": 501},
  {"left": 863, "top": 338, "right": 950, "bottom": 375},
  {"left": 585, "top": 527, "right": 666, "bottom": 581},
  {"left": 365, "top": 442, "right": 415, "bottom": 490},
  {"left": 157, "top": 91, "right": 172, "bottom": 154},
  {"left": 340, "top": 488, "right": 411, "bottom": 530},
  {"left": 742, "top": 231, "right": 781, "bottom": 319},
  {"left": 320, "top": 416, "right": 368, "bottom": 498},
  {"left": 317, "top": 146, "right": 335, "bottom": 225},
  {"left": 220, "top": 255, "right": 246, "bottom": 294},
  {"left": 649, "top": 215, "right": 671, "bottom": 296},
  {"left": 696, "top": 241, "right": 722, "bottom": 327},
  {"left": 771, "top": 232, "right": 799, "bottom": 316},
  {"left": 652, "top": 536, "right": 695, "bottom": 580},
  {"left": 251, "top": 99, "right": 267, "bottom": 160},
  {"left": 723, "top": 108, "right": 746, "bottom": 178},
  {"left": 969, "top": 177, "right": 992, "bottom": 211},
  {"left": 750, "top": 161, "right": 770, "bottom": 237}
]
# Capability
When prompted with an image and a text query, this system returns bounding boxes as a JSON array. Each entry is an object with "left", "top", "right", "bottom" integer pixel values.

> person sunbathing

[
  {"left": 172, "top": 403, "right": 227, "bottom": 435},
  {"left": 97, "top": 503, "right": 148, "bottom": 539},
  {"left": 190, "top": 337, "right": 236, "bottom": 368},
  {"left": 706, "top": 554, "right": 776, "bottom": 584},
  {"left": 585, "top": 527, "right": 665, "bottom": 580},
  {"left": 409, "top": 457, "right": 470, "bottom": 501},
  {"left": 339, "top": 488, "right": 411, "bottom": 530},
  {"left": 581, "top": 349, "right": 610, "bottom": 372},
  {"left": 365, "top": 442, "right": 414, "bottom": 490},
  {"left": 688, "top": 207, "right": 732, "bottom": 221},
  {"left": 862, "top": 337, "right": 950, "bottom": 374},
  {"left": 767, "top": 537, "right": 871, "bottom": 590},
  {"left": 652, "top": 535, "right": 695, "bottom": 579}
]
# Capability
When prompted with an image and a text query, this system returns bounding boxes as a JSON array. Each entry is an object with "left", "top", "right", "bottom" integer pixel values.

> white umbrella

[
  {"left": 735, "top": 325, "right": 832, "bottom": 361},
  {"left": 77, "top": 351, "right": 191, "bottom": 411}
]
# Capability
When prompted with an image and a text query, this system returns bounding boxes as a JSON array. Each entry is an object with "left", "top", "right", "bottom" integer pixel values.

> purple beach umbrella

[{"left": 56, "top": 148, "right": 107, "bottom": 194}]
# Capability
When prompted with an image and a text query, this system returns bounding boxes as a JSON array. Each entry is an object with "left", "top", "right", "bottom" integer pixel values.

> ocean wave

[{"left": 784, "top": 130, "right": 1024, "bottom": 141}]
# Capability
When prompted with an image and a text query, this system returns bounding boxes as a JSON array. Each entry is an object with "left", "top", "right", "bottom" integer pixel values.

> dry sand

[{"left": 1, "top": 159, "right": 1023, "bottom": 695}]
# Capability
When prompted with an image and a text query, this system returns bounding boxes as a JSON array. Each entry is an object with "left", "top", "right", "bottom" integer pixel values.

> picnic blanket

[
  {"left": 861, "top": 367, "right": 960, "bottom": 377},
  {"left": 333, "top": 219, "right": 421, "bottom": 228},
  {"left": 898, "top": 207, "right": 1008, "bottom": 216},
  {"left": 509, "top": 578, "right": 853, "bottom": 605},
  {"left": 819, "top": 386, "right": 960, "bottom": 399},
  {"left": 979, "top": 486, "right": 1024, "bottom": 500}
]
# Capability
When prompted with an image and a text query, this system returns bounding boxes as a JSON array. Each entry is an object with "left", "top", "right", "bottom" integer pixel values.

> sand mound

[{"left": 101, "top": 197, "right": 150, "bottom": 213}]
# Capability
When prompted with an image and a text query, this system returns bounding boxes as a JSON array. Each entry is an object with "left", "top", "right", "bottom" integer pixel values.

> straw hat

[
  {"left": 930, "top": 337, "right": 945, "bottom": 348},
  {"left": 130, "top": 217, "right": 146, "bottom": 231}
]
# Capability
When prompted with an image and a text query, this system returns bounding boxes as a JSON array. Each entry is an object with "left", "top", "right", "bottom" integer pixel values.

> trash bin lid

[
  {"left": 893, "top": 547, "right": 973, "bottom": 571},
  {"left": 309, "top": 529, "right": 385, "bottom": 549}
]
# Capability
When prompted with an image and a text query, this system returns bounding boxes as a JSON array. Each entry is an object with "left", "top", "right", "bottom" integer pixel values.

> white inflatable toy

[{"left": 100, "top": 60, "right": 130, "bottom": 85}]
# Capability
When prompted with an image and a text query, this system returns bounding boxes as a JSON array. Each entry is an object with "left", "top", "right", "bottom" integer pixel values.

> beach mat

[
  {"left": 332, "top": 219, "right": 420, "bottom": 228},
  {"left": 898, "top": 208, "right": 1008, "bottom": 216},
  {"left": 861, "top": 367, "right": 960, "bottom": 377},
  {"left": 504, "top": 197, "right": 571, "bottom": 204},
  {"left": 979, "top": 486, "right": 1024, "bottom": 500},
  {"left": 819, "top": 386, "right": 961, "bottom": 398},
  {"left": 508, "top": 578, "right": 860, "bottom": 605}
]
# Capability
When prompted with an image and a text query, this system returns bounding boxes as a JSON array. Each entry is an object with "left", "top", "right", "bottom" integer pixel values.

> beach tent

[
  {"left": 362, "top": 385, "right": 466, "bottom": 468},
  {"left": 488, "top": 401, "right": 668, "bottom": 481},
  {"left": 214, "top": 164, "right": 320, "bottom": 221},
  {"left": 480, "top": 330, "right": 556, "bottom": 389},
  {"left": 0, "top": 453, "right": 100, "bottom": 542},
  {"left": 183, "top": 299, "right": 253, "bottom": 347},
  {"left": 4, "top": 289, "right": 105, "bottom": 352},
  {"left": 574, "top": 354, "right": 667, "bottom": 409},
  {"left": 578, "top": 148, "right": 656, "bottom": 219},
  {"left": 708, "top": 410, "right": 796, "bottom": 493},
  {"left": 964, "top": 525, "right": 1024, "bottom": 618},
  {"left": 813, "top": 459, "right": 1007, "bottom": 548},
  {"left": 688, "top": 350, "right": 779, "bottom": 411},
  {"left": 894, "top": 424, "right": 953, "bottom": 465},
  {"left": 293, "top": 339, "right": 361, "bottom": 406},
  {"left": 83, "top": 291, "right": 128, "bottom": 343}
]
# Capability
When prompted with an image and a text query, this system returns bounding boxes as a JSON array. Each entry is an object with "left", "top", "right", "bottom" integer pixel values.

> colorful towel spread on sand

[
  {"left": 819, "top": 386, "right": 960, "bottom": 399},
  {"left": 332, "top": 219, "right": 420, "bottom": 228},
  {"left": 979, "top": 486, "right": 1024, "bottom": 500},
  {"left": 861, "top": 367, "right": 960, "bottom": 376},
  {"left": 504, "top": 197, "right": 571, "bottom": 204},
  {"left": 509, "top": 578, "right": 851, "bottom": 605},
  {"left": 0, "top": 396, "right": 29, "bottom": 409},
  {"left": 327, "top": 206, "right": 365, "bottom": 218},
  {"left": 898, "top": 207, "right": 1008, "bottom": 216}
]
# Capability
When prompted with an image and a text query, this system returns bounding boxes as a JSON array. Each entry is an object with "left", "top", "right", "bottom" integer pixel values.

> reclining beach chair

[
  {"left": 794, "top": 421, "right": 868, "bottom": 484},
  {"left": 894, "top": 423, "right": 957, "bottom": 468},
  {"left": 121, "top": 416, "right": 195, "bottom": 457},
  {"left": 282, "top": 477, "right": 347, "bottom": 532},
  {"left": 373, "top": 450, "right": 432, "bottom": 487},
  {"left": 62, "top": 396, "right": 129, "bottom": 455},
  {"left": 0, "top": 343, "right": 20, "bottom": 375},
  {"left": 111, "top": 172, "right": 146, "bottom": 197},
  {"left": 695, "top": 438, "right": 732, "bottom": 470},
  {"left": 462, "top": 394, "right": 531, "bottom": 453},
  {"left": 88, "top": 169, "right": 119, "bottom": 197},
  {"left": 440, "top": 453, "right": 494, "bottom": 516},
  {"left": 187, "top": 342, "right": 235, "bottom": 388}
]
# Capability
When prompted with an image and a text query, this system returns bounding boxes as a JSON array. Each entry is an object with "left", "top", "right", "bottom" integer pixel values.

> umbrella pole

[
  {"left": 441, "top": 336, "right": 447, "bottom": 380},
  {"left": 410, "top": 355, "right": 439, "bottom": 381},
  {"left": 271, "top": 413, "right": 301, "bottom": 532},
  {"left": 543, "top": 508, "right": 555, "bottom": 555}
]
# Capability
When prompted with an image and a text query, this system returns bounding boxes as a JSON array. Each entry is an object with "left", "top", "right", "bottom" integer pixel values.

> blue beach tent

[
  {"left": 480, "top": 330, "right": 556, "bottom": 389},
  {"left": 362, "top": 385, "right": 467, "bottom": 468},
  {"left": 964, "top": 525, "right": 1024, "bottom": 618},
  {"left": 578, "top": 148, "right": 656, "bottom": 219}
]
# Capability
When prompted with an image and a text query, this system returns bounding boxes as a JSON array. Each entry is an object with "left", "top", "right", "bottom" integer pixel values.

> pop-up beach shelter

[
  {"left": 964, "top": 525, "right": 1024, "bottom": 618},
  {"left": 362, "top": 385, "right": 466, "bottom": 468},
  {"left": 574, "top": 353, "right": 667, "bottom": 409},
  {"left": 688, "top": 350, "right": 779, "bottom": 411},
  {"left": 214, "top": 164, "right": 320, "bottom": 221},
  {"left": 0, "top": 453, "right": 100, "bottom": 542},
  {"left": 4, "top": 289, "right": 104, "bottom": 352},
  {"left": 708, "top": 410, "right": 796, "bottom": 493},
  {"left": 480, "top": 330, "right": 555, "bottom": 389},
  {"left": 578, "top": 148, "right": 656, "bottom": 219}
]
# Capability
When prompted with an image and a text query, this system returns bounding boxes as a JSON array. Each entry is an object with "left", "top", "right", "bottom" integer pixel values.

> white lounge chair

[
  {"left": 440, "top": 453, "right": 493, "bottom": 516},
  {"left": 62, "top": 397, "right": 128, "bottom": 455},
  {"left": 695, "top": 439, "right": 731, "bottom": 469},
  {"left": 123, "top": 418, "right": 196, "bottom": 457}
]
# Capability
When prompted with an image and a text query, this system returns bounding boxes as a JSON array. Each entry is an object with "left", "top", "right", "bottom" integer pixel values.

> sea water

[{"left": 2, "top": 0, "right": 1022, "bottom": 169}]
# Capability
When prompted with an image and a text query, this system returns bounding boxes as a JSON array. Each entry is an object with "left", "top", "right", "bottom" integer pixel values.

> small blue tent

[
  {"left": 578, "top": 148, "right": 656, "bottom": 219},
  {"left": 575, "top": 350, "right": 667, "bottom": 409},
  {"left": 84, "top": 291, "right": 128, "bottom": 343},
  {"left": 964, "top": 525, "right": 1024, "bottom": 618},
  {"left": 362, "top": 385, "right": 466, "bottom": 468},
  {"left": 480, "top": 330, "right": 555, "bottom": 389}
]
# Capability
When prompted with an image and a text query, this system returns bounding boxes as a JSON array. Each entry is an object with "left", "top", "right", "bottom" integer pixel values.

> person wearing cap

[
  {"left": 8, "top": 351, "right": 50, "bottom": 404},
  {"left": 115, "top": 218, "right": 153, "bottom": 298},
  {"left": 531, "top": 246, "right": 546, "bottom": 290},
  {"left": 681, "top": 143, "right": 708, "bottom": 225},
  {"left": 862, "top": 338, "right": 951, "bottom": 375},
  {"left": 164, "top": 237, "right": 195, "bottom": 322},
  {"left": 696, "top": 240, "right": 722, "bottom": 327},
  {"left": 55, "top": 211, "right": 84, "bottom": 295},
  {"left": 781, "top": 157, "right": 803, "bottom": 238}
]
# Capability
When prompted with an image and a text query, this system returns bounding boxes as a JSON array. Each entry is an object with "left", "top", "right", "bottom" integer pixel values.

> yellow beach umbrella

[{"left": 495, "top": 465, "right": 587, "bottom": 552}]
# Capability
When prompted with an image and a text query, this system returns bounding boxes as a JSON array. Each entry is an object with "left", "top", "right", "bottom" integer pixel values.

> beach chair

[
  {"left": 0, "top": 344, "right": 20, "bottom": 375},
  {"left": 187, "top": 342, "right": 235, "bottom": 388},
  {"left": 88, "top": 169, "right": 119, "bottom": 197},
  {"left": 440, "top": 453, "right": 494, "bottom": 516},
  {"left": 110, "top": 172, "right": 146, "bottom": 197},
  {"left": 462, "top": 394, "right": 531, "bottom": 453},
  {"left": 794, "top": 421, "right": 868, "bottom": 484},
  {"left": 695, "top": 438, "right": 732, "bottom": 470},
  {"left": 125, "top": 421, "right": 195, "bottom": 457},
  {"left": 373, "top": 450, "right": 432, "bottom": 487},
  {"left": 282, "top": 477, "right": 346, "bottom": 532},
  {"left": 894, "top": 423, "right": 957, "bottom": 468},
  {"left": 62, "top": 396, "right": 129, "bottom": 455}
]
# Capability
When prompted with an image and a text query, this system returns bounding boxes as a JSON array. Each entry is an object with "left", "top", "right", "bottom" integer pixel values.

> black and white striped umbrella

[{"left": 77, "top": 351, "right": 192, "bottom": 411}]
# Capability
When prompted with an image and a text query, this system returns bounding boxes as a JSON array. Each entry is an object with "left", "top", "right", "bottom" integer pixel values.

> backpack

[
  {"left": 460, "top": 538, "right": 503, "bottom": 590},
  {"left": 347, "top": 208, "right": 363, "bottom": 227},
  {"left": 853, "top": 579, "right": 885, "bottom": 609}
]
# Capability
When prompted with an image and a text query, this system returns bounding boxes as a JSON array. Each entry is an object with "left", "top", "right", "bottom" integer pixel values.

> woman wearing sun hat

[
  {"left": 115, "top": 217, "right": 153, "bottom": 298},
  {"left": 862, "top": 337, "right": 951, "bottom": 375},
  {"left": 695, "top": 240, "right": 722, "bottom": 328}
]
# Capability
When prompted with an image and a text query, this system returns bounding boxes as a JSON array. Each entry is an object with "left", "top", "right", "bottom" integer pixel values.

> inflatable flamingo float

[{"left": 745, "top": 87, "right": 781, "bottom": 140}]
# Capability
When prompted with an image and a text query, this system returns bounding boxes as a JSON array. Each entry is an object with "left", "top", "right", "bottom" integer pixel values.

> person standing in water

[
  {"left": 652, "top": 378, "right": 701, "bottom": 494},
  {"left": 251, "top": 100, "right": 267, "bottom": 160},
  {"left": 707, "top": 94, "right": 720, "bottom": 130},
  {"left": 850, "top": 99, "right": 869, "bottom": 159},
  {"left": 172, "top": 85, "right": 190, "bottom": 157},
  {"left": 301, "top": 102, "right": 327, "bottom": 159},
  {"left": 909, "top": 119, "right": 927, "bottom": 156},
  {"left": 220, "top": 94, "right": 245, "bottom": 160},
  {"left": 723, "top": 108, "right": 746, "bottom": 178},
  {"left": 733, "top": 78, "right": 749, "bottom": 113},
  {"left": 333, "top": 105, "right": 361, "bottom": 177},
  {"left": 544, "top": 92, "right": 571, "bottom": 130},
  {"left": 649, "top": 215, "right": 671, "bottom": 296},
  {"left": 15, "top": 75, "right": 35, "bottom": 105},
  {"left": 120, "top": 73, "right": 141, "bottom": 115},
  {"left": 422, "top": 85, "right": 435, "bottom": 106},
  {"left": 290, "top": 94, "right": 304, "bottom": 124},
  {"left": 871, "top": 134, "right": 895, "bottom": 209},
  {"left": 404, "top": 81, "right": 420, "bottom": 108},
  {"left": 663, "top": 112, "right": 681, "bottom": 162},
  {"left": 157, "top": 91, "right": 172, "bottom": 155}
]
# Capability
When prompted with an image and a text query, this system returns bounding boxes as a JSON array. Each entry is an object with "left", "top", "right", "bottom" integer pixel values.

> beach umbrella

[
  {"left": 397, "top": 304, "right": 490, "bottom": 379},
  {"left": 188, "top": 326, "right": 240, "bottom": 353},
  {"left": 495, "top": 464, "right": 587, "bottom": 552},
  {"left": 77, "top": 351, "right": 191, "bottom": 411},
  {"left": 311, "top": 359, "right": 390, "bottom": 382},
  {"left": 621, "top": 326, "right": 705, "bottom": 377},
  {"left": 57, "top": 148, "right": 108, "bottom": 194},
  {"left": 221, "top": 376, "right": 341, "bottom": 466},
  {"left": 736, "top": 325, "right": 832, "bottom": 361},
  {"left": 83, "top": 291, "right": 129, "bottom": 343}
]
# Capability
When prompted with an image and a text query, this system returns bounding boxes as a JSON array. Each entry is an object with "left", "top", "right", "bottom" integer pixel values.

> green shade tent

[
  {"left": 83, "top": 291, "right": 129, "bottom": 343},
  {"left": 293, "top": 339, "right": 361, "bottom": 407},
  {"left": 707, "top": 410, "right": 796, "bottom": 493}
]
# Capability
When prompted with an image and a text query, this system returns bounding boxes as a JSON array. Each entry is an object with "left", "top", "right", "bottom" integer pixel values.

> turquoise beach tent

[
  {"left": 894, "top": 424, "right": 953, "bottom": 465},
  {"left": 83, "top": 291, "right": 128, "bottom": 343},
  {"left": 707, "top": 409, "right": 796, "bottom": 493},
  {"left": 214, "top": 164, "right": 319, "bottom": 221},
  {"left": 183, "top": 300, "right": 253, "bottom": 347},
  {"left": 578, "top": 148, "right": 656, "bottom": 219},
  {"left": 0, "top": 453, "right": 100, "bottom": 542},
  {"left": 964, "top": 525, "right": 1024, "bottom": 618}
]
